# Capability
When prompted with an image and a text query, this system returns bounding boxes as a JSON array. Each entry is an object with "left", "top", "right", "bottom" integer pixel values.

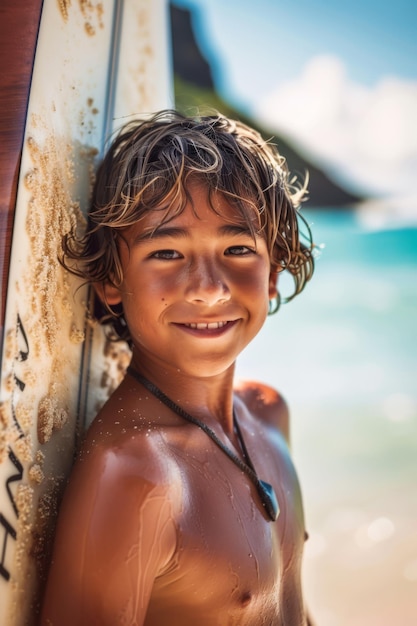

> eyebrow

[{"left": 132, "top": 223, "right": 255, "bottom": 245}]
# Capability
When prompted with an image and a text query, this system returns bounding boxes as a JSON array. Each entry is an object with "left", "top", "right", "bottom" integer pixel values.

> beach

[{"left": 236, "top": 208, "right": 417, "bottom": 626}]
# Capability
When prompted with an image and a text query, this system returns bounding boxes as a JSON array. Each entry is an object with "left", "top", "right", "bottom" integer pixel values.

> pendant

[{"left": 258, "top": 480, "right": 280, "bottom": 522}]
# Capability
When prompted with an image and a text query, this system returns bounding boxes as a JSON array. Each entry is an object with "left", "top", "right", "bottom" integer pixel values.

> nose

[{"left": 184, "top": 256, "right": 231, "bottom": 306}]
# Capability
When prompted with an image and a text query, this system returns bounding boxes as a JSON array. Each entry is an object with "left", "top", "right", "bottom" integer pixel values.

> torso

[{"left": 86, "top": 380, "right": 307, "bottom": 626}]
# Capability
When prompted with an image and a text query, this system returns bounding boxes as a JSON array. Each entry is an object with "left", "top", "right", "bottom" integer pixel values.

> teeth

[{"left": 186, "top": 321, "right": 228, "bottom": 330}]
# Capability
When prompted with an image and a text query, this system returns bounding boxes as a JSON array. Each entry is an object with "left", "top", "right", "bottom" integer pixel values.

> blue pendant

[{"left": 258, "top": 480, "right": 280, "bottom": 521}]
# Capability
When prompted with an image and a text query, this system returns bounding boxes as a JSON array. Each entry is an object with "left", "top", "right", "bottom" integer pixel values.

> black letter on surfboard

[
  {"left": 0, "top": 513, "right": 16, "bottom": 582},
  {"left": 6, "top": 449, "right": 23, "bottom": 518},
  {"left": 11, "top": 314, "right": 30, "bottom": 435},
  {"left": 16, "top": 314, "right": 29, "bottom": 364}
]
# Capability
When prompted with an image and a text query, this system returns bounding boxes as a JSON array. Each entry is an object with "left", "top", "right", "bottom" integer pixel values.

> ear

[
  {"left": 94, "top": 281, "right": 122, "bottom": 306},
  {"left": 268, "top": 268, "right": 279, "bottom": 299}
]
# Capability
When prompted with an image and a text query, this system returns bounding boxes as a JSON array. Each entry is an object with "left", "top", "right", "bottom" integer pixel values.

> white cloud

[{"left": 256, "top": 55, "right": 417, "bottom": 201}]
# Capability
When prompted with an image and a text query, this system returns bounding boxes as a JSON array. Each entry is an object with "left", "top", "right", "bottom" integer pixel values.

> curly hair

[{"left": 63, "top": 110, "right": 314, "bottom": 342}]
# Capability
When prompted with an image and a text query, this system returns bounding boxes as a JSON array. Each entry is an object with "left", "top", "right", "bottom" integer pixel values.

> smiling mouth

[{"left": 183, "top": 321, "right": 230, "bottom": 330}]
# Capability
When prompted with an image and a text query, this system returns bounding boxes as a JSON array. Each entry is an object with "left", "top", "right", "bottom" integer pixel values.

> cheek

[
  {"left": 240, "top": 268, "right": 271, "bottom": 297},
  {"left": 120, "top": 277, "right": 173, "bottom": 322},
  {"left": 241, "top": 273, "right": 270, "bottom": 317}
]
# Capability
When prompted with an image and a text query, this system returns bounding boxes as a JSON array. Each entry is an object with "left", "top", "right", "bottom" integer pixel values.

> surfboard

[{"left": 0, "top": 1, "right": 172, "bottom": 623}]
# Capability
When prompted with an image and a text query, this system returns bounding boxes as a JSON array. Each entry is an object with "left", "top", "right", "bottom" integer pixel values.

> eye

[
  {"left": 149, "top": 249, "right": 182, "bottom": 260},
  {"left": 225, "top": 245, "right": 256, "bottom": 256}
]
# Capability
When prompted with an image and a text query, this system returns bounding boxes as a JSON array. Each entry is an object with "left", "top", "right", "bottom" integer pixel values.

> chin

[{"left": 176, "top": 358, "right": 236, "bottom": 379}]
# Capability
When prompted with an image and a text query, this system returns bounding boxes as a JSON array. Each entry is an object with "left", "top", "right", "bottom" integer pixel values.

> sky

[{"left": 172, "top": 0, "right": 417, "bottom": 209}]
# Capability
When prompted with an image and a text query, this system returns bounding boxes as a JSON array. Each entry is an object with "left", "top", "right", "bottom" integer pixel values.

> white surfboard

[{"left": 0, "top": 1, "right": 172, "bottom": 623}]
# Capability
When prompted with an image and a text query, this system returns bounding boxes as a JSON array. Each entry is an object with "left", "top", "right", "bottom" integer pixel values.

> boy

[{"left": 41, "top": 110, "right": 315, "bottom": 625}]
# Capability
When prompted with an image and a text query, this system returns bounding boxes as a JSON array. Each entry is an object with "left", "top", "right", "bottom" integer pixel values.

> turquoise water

[
  {"left": 236, "top": 209, "right": 417, "bottom": 626},
  {"left": 238, "top": 209, "right": 417, "bottom": 408}
]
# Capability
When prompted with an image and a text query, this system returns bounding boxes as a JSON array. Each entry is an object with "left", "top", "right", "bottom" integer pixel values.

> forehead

[{"left": 133, "top": 182, "right": 260, "bottom": 236}]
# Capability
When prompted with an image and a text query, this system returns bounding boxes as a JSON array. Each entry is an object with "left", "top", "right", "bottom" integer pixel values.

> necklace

[{"left": 127, "top": 366, "right": 280, "bottom": 522}]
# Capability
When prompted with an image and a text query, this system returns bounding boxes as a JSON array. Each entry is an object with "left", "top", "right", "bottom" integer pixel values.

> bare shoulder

[
  {"left": 41, "top": 399, "right": 180, "bottom": 625},
  {"left": 234, "top": 379, "right": 290, "bottom": 443},
  {"left": 49, "top": 395, "right": 181, "bottom": 566},
  {"left": 79, "top": 399, "right": 182, "bottom": 496}
]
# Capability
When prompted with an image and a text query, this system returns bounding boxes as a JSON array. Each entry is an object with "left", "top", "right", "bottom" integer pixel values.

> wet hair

[{"left": 63, "top": 109, "right": 314, "bottom": 342}]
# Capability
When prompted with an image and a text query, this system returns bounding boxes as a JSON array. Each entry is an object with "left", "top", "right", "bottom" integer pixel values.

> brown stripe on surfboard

[{"left": 0, "top": 0, "right": 43, "bottom": 348}]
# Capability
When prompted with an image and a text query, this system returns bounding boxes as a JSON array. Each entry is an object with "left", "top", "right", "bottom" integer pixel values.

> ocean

[{"left": 236, "top": 208, "right": 417, "bottom": 626}]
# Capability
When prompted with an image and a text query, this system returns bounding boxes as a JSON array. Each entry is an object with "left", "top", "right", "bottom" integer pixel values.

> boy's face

[{"left": 101, "top": 183, "right": 278, "bottom": 378}]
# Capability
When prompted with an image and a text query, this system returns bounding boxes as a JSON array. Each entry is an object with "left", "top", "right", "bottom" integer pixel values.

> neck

[{"left": 129, "top": 352, "right": 236, "bottom": 433}]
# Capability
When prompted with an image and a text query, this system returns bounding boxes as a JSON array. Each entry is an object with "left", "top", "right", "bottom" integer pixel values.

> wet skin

[{"left": 41, "top": 185, "right": 308, "bottom": 625}]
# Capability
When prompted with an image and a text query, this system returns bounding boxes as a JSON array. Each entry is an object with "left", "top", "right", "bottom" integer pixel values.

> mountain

[{"left": 169, "top": 4, "right": 363, "bottom": 207}]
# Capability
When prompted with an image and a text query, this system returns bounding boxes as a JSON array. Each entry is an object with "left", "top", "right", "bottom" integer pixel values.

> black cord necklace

[{"left": 127, "top": 366, "right": 280, "bottom": 522}]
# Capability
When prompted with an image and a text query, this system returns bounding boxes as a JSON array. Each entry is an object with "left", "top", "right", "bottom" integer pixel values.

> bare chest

[{"left": 147, "top": 436, "right": 306, "bottom": 625}]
